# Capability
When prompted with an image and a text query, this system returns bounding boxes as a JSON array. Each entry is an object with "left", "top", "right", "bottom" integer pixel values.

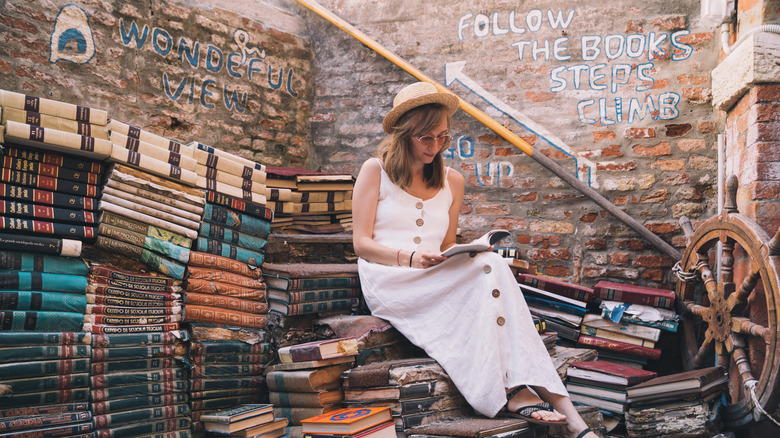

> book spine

[
  {"left": 183, "top": 305, "right": 267, "bottom": 329},
  {"left": 0, "top": 232, "right": 81, "bottom": 257},
  {"left": 0, "top": 216, "right": 96, "bottom": 239},
  {"left": 90, "top": 331, "right": 182, "bottom": 348},
  {"left": 595, "top": 286, "right": 675, "bottom": 309},
  {"left": 1, "top": 90, "right": 107, "bottom": 124},
  {"left": 94, "top": 418, "right": 191, "bottom": 438},
  {"left": 93, "top": 405, "right": 189, "bottom": 428},
  {"left": 187, "top": 251, "right": 262, "bottom": 278},
  {"left": 0, "top": 389, "right": 90, "bottom": 409},
  {"left": 91, "top": 345, "right": 176, "bottom": 362},
  {"left": 3, "top": 146, "right": 102, "bottom": 174},
  {"left": 94, "top": 236, "right": 186, "bottom": 280},
  {"left": 523, "top": 296, "right": 587, "bottom": 316},
  {"left": 580, "top": 327, "right": 656, "bottom": 347},
  {"left": 198, "top": 222, "right": 268, "bottom": 252},
  {"left": 84, "top": 323, "right": 180, "bottom": 335},
  {"left": 88, "top": 265, "right": 178, "bottom": 286},
  {"left": 0, "top": 403, "right": 90, "bottom": 419},
  {"left": 195, "top": 237, "right": 264, "bottom": 267},
  {"left": 98, "top": 201, "right": 198, "bottom": 241},
  {"left": 108, "top": 145, "right": 197, "bottom": 186},
  {"left": 190, "top": 388, "right": 255, "bottom": 399},
  {"left": 205, "top": 191, "right": 273, "bottom": 221},
  {"left": 285, "top": 298, "right": 359, "bottom": 316},
  {"left": 0, "top": 168, "right": 98, "bottom": 197},
  {"left": 272, "top": 407, "right": 331, "bottom": 426},
  {"left": 201, "top": 204, "right": 271, "bottom": 237},
  {"left": 190, "top": 341, "right": 269, "bottom": 355},
  {"left": 0, "top": 310, "right": 85, "bottom": 331},
  {"left": 576, "top": 335, "right": 662, "bottom": 360},
  {"left": 100, "top": 192, "right": 199, "bottom": 231},
  {"left": 90, "top": 357, "right": 175, "bottom": 375},
  {"left": 0, "top": 200, "right": 96, "bottom": 225},
  {"left": 184, "top": 292, "right": 267, "bottom": 313},
  {"left": 189, "top": 395, "right": 258, "bottom": 412},
  {"left": 0, "top": 331, "right": 89, "bottom": 346},
  {"left": 111, "top": 132, "right": 196, "bottom": 170},
  {"left": 101, "top": 187, "right": 201, "bottom": 224},
  {"left": 1, "top": 373, "right": 90, "bottom": 395},
  {"left": 287, "top": 288, "right": 360, "bottom": 304},
  {"left": 190, "top": 364, "right": 262, "bottom": 378},
  {"left": 86, "top": 304, "right": 180, "bottom": 316},
  {"left": 86, "top": 293, "right": 172, "bottom": 308},
  {"left": 0, "top": 183, "right": 96, "bottom": 211},
  {"left": 84, "top": 314, "right": 180, "bottom": 325},
  {"left": 110, "top": 121, "right": 187, "bottom": 155},
  {"left": 90, "top": 381, "right": 188, "bottom": 402},
  {"left": 88, "top": 285, "right": 179, "bottom": 301},
  {"left": 0, "top": 345, "right": 91, "bottom": 363},
  {"left": 89, "top": 276, "right": 180, "bottom": 293},
  {"left": 185, "top": 279, "right": 267, "bottom": 300},
  {"left": 622, "top": 315, "right": 679, "bottom": 332},
  {"left": 1, "top": 156, "right": 101, "bottom": 185},
  {"left": 91, "top": 369, "right": 186, "bottom": 389},
  {"left": 287, "top": 277, "right": 359, "bottom": 291},
  {"left": 1, "top": 421, "right": 93, "bottom": 438},
  {"left": 185, "top": 266, "right": 264, "bottom": 288},
  {"left": 2, "top": 107, "right": 107, "bottom": 140},
  {"left": 197, "top": 166, "right": 266, "bottom": 194},
  {"left": 0, "top": 358, "right": 90, "bottom": 380},
  {"left": 269, "top": 391, "right": 332, "bottom": 408},
  {"left": 91, "top": 393, "right": 188, "bottom": 415},
  {"left": 0, "top": 251, "right": 89, "bottom": 275},
  {"left": 519, "top": 275, "right": 592, "bottom": 302},
  {"left": 189, "top": 377, "right": 262, "bottom": 392},
  {"left": 190, "top": 353, "right": 270, "bottom": 365},
  {"left": 104, "top": 179, "right": 203, "bottom": 216},
  {"left": 98, "top": 223, "right": 190, "bottom": 264},
  {"left": 0, "top": 291, "right": 87, "bottom": 313},
  {"left": 0, "top": 271, "right": 87, "bottom": 293}
]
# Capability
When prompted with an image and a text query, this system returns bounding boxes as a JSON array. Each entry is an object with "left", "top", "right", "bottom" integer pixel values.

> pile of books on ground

[
  {"left": 565, "top": 360, "right": 657, "bottom": 422},
  {"left": 203, "top": 403, "right": 288, "bottom": 438},
  {"left": 264, "top": 263, "right": 361, "bottom": 317},
  {"left": 264, "top": 166, "right": 354, "bottom": 233},
  {"left": 96, "top": 163, "right": 202, "bottom": 281},
  {"left": 266, "top": 337, "right": 358, "bottom": 433},
  {"left": 0, "top": 402, "right": 93, "bottom": 437},
  {"left": 341, "top": 358, "right": 469, "bottom": 435},
  {"left": 301, "top": 407, "right": 395, "bottom": 438},
  {"left": 625, "top": 366, "right": 728, "bottom": 437},
  {"left": 517, "top": 274, "right": 595, "bottom": 344},
  {"left": 90, "top": 330, "right": 191, "bottom": 437},
  {"left": 578, "top": 281, "right": 678, "bottom": 367}
]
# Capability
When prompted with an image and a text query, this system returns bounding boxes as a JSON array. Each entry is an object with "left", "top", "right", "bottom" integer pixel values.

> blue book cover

[{"left": 525, "top": 295, "right": 587, "bottom": 316}]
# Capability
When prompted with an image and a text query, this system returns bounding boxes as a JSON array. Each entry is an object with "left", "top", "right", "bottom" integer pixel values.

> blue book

[
  {"left": 199, "top": 222, "right": 267, "bottom": 252},
  {"left": 524, "top": 295, "right": 587, "bottom": 316},
  {"left": 201, "top": 204, "right": 270, "bottom": 237},
  {"left": 195, "top": 237, "right": 264, "bottom": 267},
  {"left": 0, "top": 291, "right": 87, "bottom": 313},
  {"left": 0, "top": 271, "right": 87, "bottom": 293},
  {"left": 0, "top": 251, "right": 89, "bottom": 275}
]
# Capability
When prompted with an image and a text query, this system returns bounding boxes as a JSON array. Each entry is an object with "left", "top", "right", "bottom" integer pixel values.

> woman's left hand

[{"left": 413, "top": 250, "right": 447, "bottom": 269}]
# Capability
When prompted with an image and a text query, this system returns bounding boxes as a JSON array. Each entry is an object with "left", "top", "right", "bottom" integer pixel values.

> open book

[{"left": 441, "top": 229, "right": 510, "bottom": 257}]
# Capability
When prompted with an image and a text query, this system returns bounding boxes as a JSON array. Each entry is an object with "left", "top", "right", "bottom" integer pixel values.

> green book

[
  {"left": 0, "top": 388, "right": 89, "bottom": 408},
  {"left": 0, "top": 373, "right": 90, "bottom": 395},
  {"left": 98, "top": 223, "right": 190, "bottom": 264},
  {"left": 0, "top": 271, "right": 87, "bottom": 293},
  {"left": 0, "top": 345, "right": 91, "bottom": 364},
  {"left": 190, "top": 376, "right": 264, "bottom": 392},
  {"left": 194, "top": 237, "right": 264, "bottom": 267},
  {"left": 0, "top": 331, "right": 89, "bottom": 346},
  {"left": 0, "top": 291, "right": 87, "bottom": 313},
  {"left": 91, "top": 345, "right": 179, "bottom": 362},
  {"left": 0, "top": 358, "right": 90, "bottom": 380},
  {"left": 90, "top": 368, "right": 187, "bottom": 388},
  {"left": 201, "top": 203, "right": 270, "bottom": 237},
  {"left": 92, "top": 404, "right": 190, "bottom": 428},
  {"left": 199, "top": 222, "right": 268, "bottom": 252},
  {"left": 90, "top": 381, "right": 188, "bottom": 401},
  {"left": 0, "top": 402, "right": 90, "bottom": 419},
  {"left": 268, "top": 297, "right": 359, "bottom": 316},
  {"left": 0, "top": 251, "right": 89, "bottom": 275},
  {"left": 91, "top": 331, "right": 187, "bottom": 348},
  {"left": 92, "top": 393, "right": 189, "bottom": 415},
  {"left": 191, "top": 353, "right": 272, "bottom": 365},
  {"left": 91, "top": 357, "right": 178, "bottom": 375},
  {"left": 88, "top": 417, "right": 191, "bottom": 438},
  {"left": 190, "top": 363, "right": 264, "bottom": 378},
  {"left": 190, "top": 395, "right": 259, "bottom": 412},
  {"left": 190, "top": 340, "right": 270, "bottom": 355},
  {"left": 0, "top": 310, "right": 84, "bottom": 331}
]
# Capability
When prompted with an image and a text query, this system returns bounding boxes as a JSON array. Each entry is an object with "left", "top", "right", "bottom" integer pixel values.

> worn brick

[
  {"left": 585, "top": 238, "right": 607, "bottom": 250},
  {"left": 677, "top": 138, "right": 707, "bottom": 151},
  {"left": 530, "top": 234, "right": 562, "bottom": 248},
  {"left": 475, "top": 203, "right": 510, "bottom": 215},
  {"left": 689, "top": 155, "right": 716, "bottom": 170},
  {"left": 526, "top": 248, "right": 570, "bottom": 261},
  {"left": 640, "top": 189, "right": 670, "bottom": 203},
  {"left": 593, "top": 131, "right": 617, "bottom": 142},
  {"left": 516, "top": 192, "right": 538, "bottom": 202},
  {"left": 672, "top": 202, "right": 705, "bottom": 218},
  {"left": 644, "top": 222, "right": 679, "bottom": 234},
  {"left": 625, "top": 128, "right": 655, "bottom": 139},
  {"left": 633, "top": 142, "right": 671, "bottom": 156},
  {"left": 601, "top": 144, "right": 623, "bottom": 158},
  {"left": 544, "top": 264, "right": 571, "bottom": 277},
  {"left": 530, "top": 221, "right": 574, "bottom": 234},
  {"left": 650, "top": 159, "right": 686, "bottom": 171},
  {"left": 633, "top": 255, "right": 674, "bottom": 268},
  {"left": 642, "top": 269, "right": 666, "bottom": 282},
  {"left": 610, "top": 253, "right": 630, "bottom": 266},
  {"left": 580, "top": 212, "right": 598, "bottom": 223},
  {"left": 491, "top": 217, "right": 527, "bottom": 230},
  {"left": 516, "top": 234, "right": 531, "bottom": 245},
  {"left": 698, "top": 120, "right": 716, "bottom": 133},
  {"left": 597, "top": 161, "right": 636, "bottom": 171}
]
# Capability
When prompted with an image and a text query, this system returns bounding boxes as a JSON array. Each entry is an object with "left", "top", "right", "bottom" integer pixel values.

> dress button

[
  {"left": 413, "top": 236, "right": 421, "bottom": 244},
  {"left": 483, "top": 265, "right": 491, "bottom": 274},
  {"left": 416, "top": 202, "right": 423, "bottom": 209},
  {"left": 492, "top": 289, "right": 500, "bottom": 298},
  {"left": 416, "top": 218, "right": 424, "bottom": 227},
  {"left": 497, "top": 317, "right": 505, "bottom": 326}
]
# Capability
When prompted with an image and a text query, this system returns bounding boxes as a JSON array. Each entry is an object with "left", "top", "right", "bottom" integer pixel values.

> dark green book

[
  {"left": 189, "top": 394, "right": 259, "bottom": 412},
  {"left": 0, "top": 271, "right": 87, "bottom": 293},
  {"left": 0, "top": 402, "right": 89, "bottom": 419},
  {"left": 0, "top": 420, "right": 93, "bottom": 437},
  {"left": 205, "top": 191, "right": 273, "bottom": 221},
  {"left": 91, "top": 345, "right": 179, "bottom": 362},
  {"left": 198, "top": 222, "right": 267, "bottom": 252},
  {"left": 91, "top": 331, "right": 187, "bottom": 348},
  {"left": 190, "top": 387, "right": 256, "bottom": 399},
  {"left": 190, "top": 363, "right": 263, "bottom": 378},
  {"left": 98, "top": 223, "right": 190, "bottom": 264},
  {"left": 0, "top": 358, "right": 90, "bottom": 380},
  {"left": 263, "top": 275, "right": 359, "bottom": 292},
  {"left": 88, "top": 417, "right": 190, "bottom": 438},
  {"left": 190, "top": 353, "right": 272, "bottom": 365},
  {"left": 0, "top": 388, "right": 90, "bottom": 408},
  {"left": 90, "top": 381, "right": 189, "bottom": 402},
  {"left": 0, "top": 251, "right": 89, "bottom": 275},
  {"left": 189, "top": 341, "right": 270, "bottom": 355},
  {"left": 0, "top": 331, "right": 89, "bottom": 347},
  {"left": 268, "top": 287, "right": 360, "bottom": 304},
  {"left": 194, "top": 237, "right": 264, "bottom": 267},
  {"left": 0, "top": 344, "right": 90, "bottom": 364},
  {"left": 91, "top": 357, "right": 179, "bottom": 375},
  {"left": 94, "top": 236, "right": 186, "bottom": 280},
  {"left": 92, "top": 404, "right": 190, "bottom": 428},
  {"left": 90, "top": 368, "right": 187, "bottom": 389},
  {"left": 0, "top": 373, "right": 89, "bottom": 395},
  {"left": 92, "top": 393, "right": 189, "bottom": 415},
  {"left": 0, "top": 291, "right": 87, "bottom": 313},
  {"left": 189, "top": 376, "right": 263, "bottom": 392},
  {"left": 99, "top": 211, "right": 192, "bottom": 248},
  {"left": 201, "top": 203, "right": 270, "bottom": 237},
  {"left": 268, "top": 297, "right": 359, "bottom": 316}
]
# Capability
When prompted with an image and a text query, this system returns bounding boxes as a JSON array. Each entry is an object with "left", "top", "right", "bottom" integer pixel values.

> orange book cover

[{"left": 301, "top": 407, "right": 392, "bottom": 434}]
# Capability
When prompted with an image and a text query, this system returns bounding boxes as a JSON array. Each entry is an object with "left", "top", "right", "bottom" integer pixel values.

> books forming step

[
  {"left": 3, "top": 120, "right": 111, "bottom": 159},
  {"left": 441, "top": 229, "right": 510, "bottom": 257},
  {"left": 2, "top": 106, "right": 108, "bottom": 139},
  {"left": 0, "top": 90, "right": 108, "bottom": 125},
  {"left": 2, "top": 146, "right": 103, "bottom": 173},
  {"left": 110, "top": 131, "right": 197, "bottom": 170},
  {"left": 566, "top": 360, "right": 657, "bottom": 386},
  {"left": 593, "top": 280, "right": 676, "bottom": 309}
]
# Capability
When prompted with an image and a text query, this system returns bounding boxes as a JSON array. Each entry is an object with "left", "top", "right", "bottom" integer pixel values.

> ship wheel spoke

[
  {"left": 681, "top": 300, "right": 709, "bottom": 319},
  {"left": 692, "top": 328, "right": 715, "bottom": 368},
  {"left": 726, "top": 335, "right": 758, "bottom": 388},
  {"left": 727, "top": 269, "right": 761, "bottom": 315},
  {"left": 694, "top": 253, "right": 719, "bottom": 303},
  {"left": 731, "top": 317, "right": 772, "bottom": 344},
  {"left": 719, "top": 237, "right": 736, "bottom": 298}
]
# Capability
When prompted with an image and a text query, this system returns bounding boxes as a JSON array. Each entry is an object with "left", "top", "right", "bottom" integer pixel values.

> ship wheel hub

[{"left": 709, "top": 295, "right": 732, "bottom": 342}]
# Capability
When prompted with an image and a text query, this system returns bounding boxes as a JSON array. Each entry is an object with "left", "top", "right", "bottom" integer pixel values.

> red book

[
  {"left": 567, "top": 360, "right": 657, "bottom": 386},
  {"left": 593, "top": 280, "right": 676, "bottom": 309},
  {"left": 518, "top": 274, "right": 594, "bottom": 303},
  {"left": 576, "top": 335, "right": 662, "bottom": 361}
]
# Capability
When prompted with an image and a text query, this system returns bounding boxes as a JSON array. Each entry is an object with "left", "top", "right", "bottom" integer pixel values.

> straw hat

[{"left": 382, "top": 82, "right": 459, "bottom": 134}]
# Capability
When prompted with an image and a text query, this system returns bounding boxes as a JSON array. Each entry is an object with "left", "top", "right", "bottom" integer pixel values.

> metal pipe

[{"left": 297, "top": 0, "right": 682, "bottom": 261}]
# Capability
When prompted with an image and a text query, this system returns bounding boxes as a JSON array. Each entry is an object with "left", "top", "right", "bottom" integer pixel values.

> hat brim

[{"left": 382, "top": 92, "right": 459, "bottom": 134}]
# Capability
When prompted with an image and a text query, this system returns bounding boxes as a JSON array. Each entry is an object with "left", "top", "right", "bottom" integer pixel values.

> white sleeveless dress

[{"left": 357, "top": 159, "right": 568, "bottom": 417}]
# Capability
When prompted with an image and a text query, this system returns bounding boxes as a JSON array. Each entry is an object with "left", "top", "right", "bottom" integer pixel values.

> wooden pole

[{"left": 297, "top": 0, "right": 682, "bottom": 261}]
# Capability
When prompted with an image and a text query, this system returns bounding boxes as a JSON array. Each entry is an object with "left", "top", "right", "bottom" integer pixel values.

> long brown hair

[{"left": 377, "top": 103, "right": 450, "bottom": 189}]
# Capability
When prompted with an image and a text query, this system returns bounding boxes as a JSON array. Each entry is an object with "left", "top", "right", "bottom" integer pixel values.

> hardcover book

[
  {"left": 626, "top": 366, "right": 726, "bottom": 399},
  {"left": 581, "top": 314, "right": 661, "bottom": 342},
  {"left": 199, "top": 403, "right": 273, "bottom": 423},
  {"left": 205, "top": 191, "right": 273, "bottom": 221},
  {"left": 277, "top": 337, "right": 359, "bottom": 364},
  {"left": 230, "top": 417, "right": 288, "bottom": 438},
  {"left": 0, "top": 250, "right": 89, "bottom": 275},
  {"left": 269, "top": 287, "right": 361, "bottom": 305},
  {"left": 105, "top": 179, "right": 203, "bottom": 216},
  {"left": 300, "top": 407, "right": 391, "bottom": 435},
  {"left": 104, "top": 164, "right": 204, "bottom": 206},
  {"left": 111, "top": 131, "right": 197, "bottom": 171},
  {"left": 2, "top": 146, "right": 103, "bottom": 173},
  {"left": 184, "top": 292, "right": 267, "bottom": 314},
  {"left": 108, "top": 144, "right": 198, "bottom": 186},
  {"left": 201, "top": 203, "right": 271, "bottom": 237},
  {"left": 262, "top": 263, "right": 359, "bottom": 291},
  {"left": 0, "top": 168, "right": 98, "bottom": 197},
  {"left": 4, "top": 120, "right": 111, "bottom": 159},
  {"left": 102, "top": 186, "right": 202, "bottom": 223},
  {"left": 185, "top": 280, "right": 267, "bottom": 300},
  {"left": 0, "top": 90, "right": 108, "bottom": 125},
  {"left": 182, "top": 305, "right": 267, "bottom": 329},
  {"left": 0, "top": 216, "right": 97, "bottom": 240},
  {"left": 0, "top": 310, "right": 85, "bottom": 331},
  {"left": 266, "top": 363, "right": 353, "bottom": 393},
  {"left": 3, "top": 107, "right": 108, "bottom": 139},
  {"left": 185, "top": 266, "right": 265, "bottom": 288},
  {"left": 0, "top": 358, "right": 91, "bottom": 380},
  {"left": 0, "top": 271, "right": 87, "bottom": 293},
  {"left": 579, "top": 326, "right": 656, "bottom": 349},
  {"left": 593, "top": 280, "right": 676, "bottom": 309},
  {"left": 269, "top": 297, "right": 360, "bottom": 316},
  {"left": 0, "top": 182, "right": 96, "bottom": 211},
  {"left": 99, "top": 200, "right": 198, "bottom": 240},
  {"left": 576, "top": 335, "right": 662, "bottom": 360},
  {"left": 190, "top": 340, "right": 270, "bottom": 356},
  {"left": 517, "top": 273, "right": 594, "bottom": 303},
  {"left": 0, "top": 331, "right": 89, "bottom": 347},
  {"left": 269, "top": 389, "right": 344, "bottom": 408},
  {"left": 343, "top": 380, "right": 446, "bottom": 402},
  {"left": 2, "top": 155, "right": 100, "bottom": 184},
  {"left": 566, "top": 360, "right": 657, "bottom": 386},
  {"left": 194, "top": 237, "right": 265, "bottom": 267},
  {"left": 441, "top": 229, "right": 510, "bottom": 257},
  {"left": 108, "top": 120, "right": 187, "bottom": 154},
  {"left": 187, "top": 251, "right": 262, "bottom": 279},
  {"left": 0, "top": 200, "right": 96, "bottom": 225}
]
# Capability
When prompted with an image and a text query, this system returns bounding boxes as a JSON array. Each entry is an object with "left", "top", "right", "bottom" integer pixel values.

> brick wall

[
  {"left": 0, "top": 0, "right": 312, "bottom": 167},
  {"left": 305, "top": 0, "right": 721, "bottom": 287}
]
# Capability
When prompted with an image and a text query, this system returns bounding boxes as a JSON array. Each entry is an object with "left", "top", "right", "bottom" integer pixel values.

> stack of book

[
  {"left": 107, "top": 120, "right": 198, "bottom": 187},
  {"left": 0, "top": 403, "right": 93, "bottom": 437},
  {"left": 202, "top": 403, "right": 288, "bottom": 438},
  {"left": 341, "top": 358, "right": 468, "bottom": 435},
  {"left": 577, "top": 281, "right": 675, "bottom": 364},
  {"left": 96, "top": 164, "right": 204, "bottom": 280},
  {"left": 263, "top": 263, "right": 361, "bottom": 317},
  {"left": 264, "top": 166, "right": 354, "bottom": 233},
  {"left": 90, "top": 331, "right": 191, "bottom": 437},
  {"left": 301, "top": 407, "right": 394, "bottom": 438},
  {"left": 565, "top": 360, "right": 657, "bottom": 418},
  {"left": 266, "top": 337, "right": 358, "bottom": 430},
  {"left": 578, "top": 314, "right": 661, "bottom": 369},
  {"left": 0, "top": 331, "right": 91, "bottom": 421},
  {"left": 517, "top": 274, "right": 594, "bottom": 343},
  {"left": 625, "top": 366, "right": 728, "bottom": 437},
  {"left": 84, "top": 265, "right": 183, "bottom": 335}
]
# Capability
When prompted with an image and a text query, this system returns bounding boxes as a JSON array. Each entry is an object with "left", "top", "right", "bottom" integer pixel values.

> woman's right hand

[{"left": 413, "top": 250, "right": 447, "bottom": 269}]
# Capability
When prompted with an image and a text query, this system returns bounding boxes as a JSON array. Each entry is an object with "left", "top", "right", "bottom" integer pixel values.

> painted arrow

[{"left": 445, "top": 60, "right": 598, "bottom": 188}]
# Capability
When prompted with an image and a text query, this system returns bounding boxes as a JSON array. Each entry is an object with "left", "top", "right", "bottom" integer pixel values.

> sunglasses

[{"left": 415, "top": 132, "right": 452, "bottom": 148}]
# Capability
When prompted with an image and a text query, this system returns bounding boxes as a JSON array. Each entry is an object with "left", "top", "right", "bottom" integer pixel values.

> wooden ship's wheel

[{"left": 675, "top": 176, "right": 780, "bottom": 429}]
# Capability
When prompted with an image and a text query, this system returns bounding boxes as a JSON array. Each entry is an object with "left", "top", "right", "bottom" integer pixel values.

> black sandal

[
  {"left": 575, "top": 427, "right": 594, "bottom": 438},
  {"left": 498, "top": 386, "right": 568, "bottom": 425}
]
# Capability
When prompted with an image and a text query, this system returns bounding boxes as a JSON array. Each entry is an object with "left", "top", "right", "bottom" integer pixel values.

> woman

[{"left": 352, "top": 82, "right": 598, "bottom": 438}]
